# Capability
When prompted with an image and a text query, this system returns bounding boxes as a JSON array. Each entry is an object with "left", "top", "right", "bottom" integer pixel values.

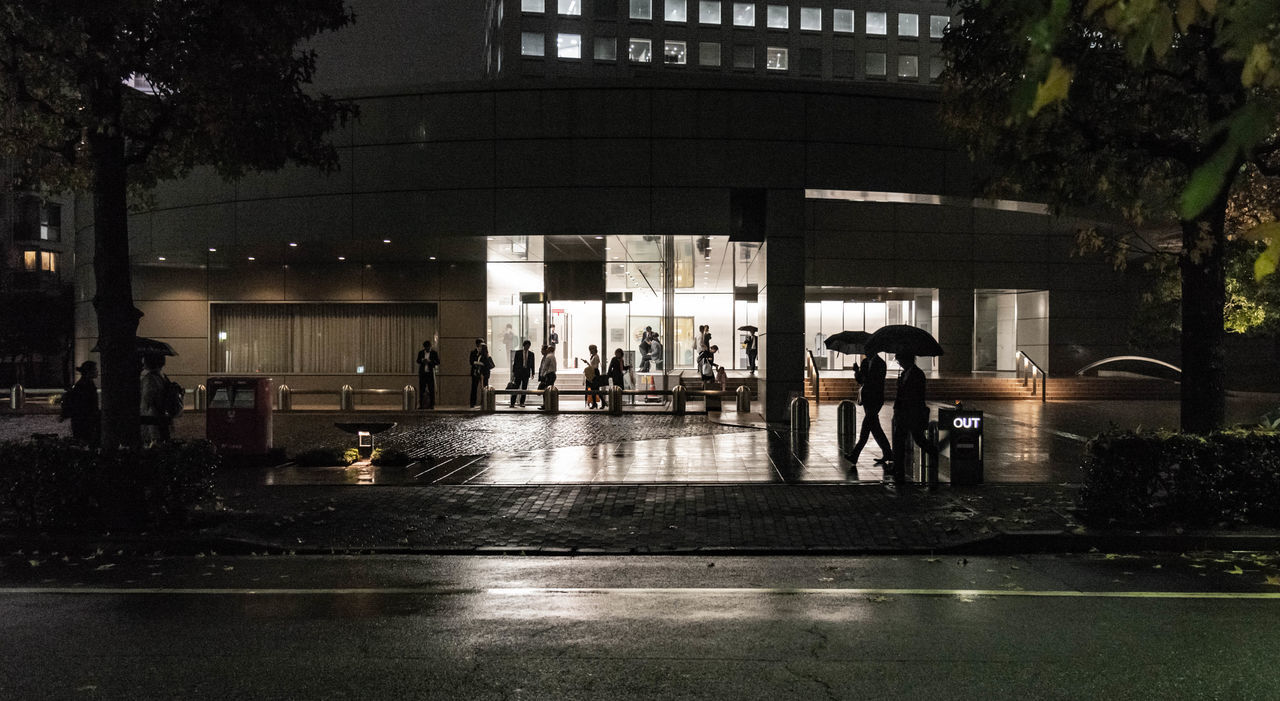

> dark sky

[{"left": 309, "top": 0, "right": 489, "bottom": 93}]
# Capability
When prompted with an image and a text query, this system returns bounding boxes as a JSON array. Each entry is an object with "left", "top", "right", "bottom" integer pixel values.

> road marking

[{"left": 0, "top": 586, "right": 1277, "bottom": 599}]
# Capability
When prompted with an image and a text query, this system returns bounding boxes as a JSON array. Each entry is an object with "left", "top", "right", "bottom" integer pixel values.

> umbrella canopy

[
  {"left": 864, "top": 325, "right": 944, "bottom": 357},
  {"left": 738, "top": 325, "right": 759, "bottom": 333},
  {"left": 823, "top": 330, "right": 872, "bottom": 355},
  {"left": 90, "top": 336, "right": 178, "bottom": 357}
]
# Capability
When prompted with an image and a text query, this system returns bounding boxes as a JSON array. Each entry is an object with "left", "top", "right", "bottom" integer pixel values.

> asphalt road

[{"left": 1, "top": 553, "right": 1278, "bottom": 700}]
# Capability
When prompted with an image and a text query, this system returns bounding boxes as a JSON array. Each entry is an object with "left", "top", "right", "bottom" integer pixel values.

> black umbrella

[
  {"left": 823, "top": 330, "right": 872, "bottom": 355},
  {"left": 738, "top": 325, "right": 758, "bottom": 333},
  {"left": 90, "top": 336, "right": 178, "bottom": 356},
  {"left": 863, "top": 325, "right": 944, "bottom": 357}
]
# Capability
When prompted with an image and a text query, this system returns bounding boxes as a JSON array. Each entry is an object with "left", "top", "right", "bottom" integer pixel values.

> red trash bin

[{"left": 206, "top": 377, "right": 273, "bottom": 455}]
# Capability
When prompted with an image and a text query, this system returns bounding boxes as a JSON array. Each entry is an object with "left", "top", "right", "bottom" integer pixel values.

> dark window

[
  {"left": 595, "top": 0, "right": 616, "bottom": 17},
  {"left": 833, "top": 49, "right": 855, "bottom": 77},
  {"left": 799, "top": 47, "right": 821, "bottom": 76}
]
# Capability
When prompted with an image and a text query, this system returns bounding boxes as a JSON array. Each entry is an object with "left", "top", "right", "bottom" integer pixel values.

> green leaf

[
  {"left": 1029, "top": 58, "right": 1073, "bottom": 116},
  {"left": 1179, "top": 144, "right": 1235, "bottom": 220},
  {"left": 1176, "top": 0, "right": 1199, "bottom": 31},
  {"left": 1255, "top": 238, "right": 1280, "bottom": 282},
  {"left": 1242, "top": 43, "right": 1272, "bottom": 87}
]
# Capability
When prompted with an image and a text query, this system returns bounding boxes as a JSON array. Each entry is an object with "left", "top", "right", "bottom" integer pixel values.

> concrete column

[
  {"left": 936, "top": 287, "right": 973, "bottom": 375},
  {"left": 758, "top": 190, "right": 806, "bottom": 425}
]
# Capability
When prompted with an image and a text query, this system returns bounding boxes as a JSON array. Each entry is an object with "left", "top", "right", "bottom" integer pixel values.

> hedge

[
  {"left": 1078, "top": 429, "right": 1280, "bottom": 527},
  {"left": 0, "top": 438, "right": 219, "bottom": 531}
]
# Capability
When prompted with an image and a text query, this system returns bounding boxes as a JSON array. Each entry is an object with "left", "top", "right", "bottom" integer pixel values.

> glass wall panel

[{"left": 487, "top": 261, "right": 544, "bottom": 366}]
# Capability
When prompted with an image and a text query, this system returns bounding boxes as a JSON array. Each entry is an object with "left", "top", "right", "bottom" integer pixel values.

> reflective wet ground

[{"left": 5, "top": 395, "right": 1277, "bottom": 486}]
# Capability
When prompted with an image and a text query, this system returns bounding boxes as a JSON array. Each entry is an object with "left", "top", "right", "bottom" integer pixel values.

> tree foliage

[
  {"left": 0, "top": 1, "right": 355, "bottom": 446},
  {"left": 941, "top": 0, "right": 1280, "bottom": 433}
]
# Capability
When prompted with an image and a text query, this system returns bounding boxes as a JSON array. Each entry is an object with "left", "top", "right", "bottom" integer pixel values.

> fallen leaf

[
  {"left": 1225, "top": 566, "right": 1245, "bottom": 575},
  {"left": 867, "top": 595, "right": 892, "bottom": 603}
]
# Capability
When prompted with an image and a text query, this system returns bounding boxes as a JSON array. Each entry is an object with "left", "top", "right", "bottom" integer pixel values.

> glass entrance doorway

[
  {"left": 973, "top": 290, "right": 1049, "bottom": 373},
  {"left": 550, "top": 300, "right": 603, "bottom": 372}
]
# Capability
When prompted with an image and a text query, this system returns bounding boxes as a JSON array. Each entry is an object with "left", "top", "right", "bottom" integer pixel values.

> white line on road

[{"left": 0, "top": 586, "right": 1277, "bottom": 599}]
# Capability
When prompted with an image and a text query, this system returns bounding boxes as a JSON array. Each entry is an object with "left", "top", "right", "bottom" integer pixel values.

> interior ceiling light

[
  {"left": 338, "top": 256, "right": 345, "bottom": 261},
  {"left": 289, "top": 242, "right": 298, "bottom": 247},
  {"left": 428, "top": 256, "right": 437, "bottom": 260},
  {"left": 208, "top": 248, "right": 216, "bottom": 252},
  {"left": 247, "top": 256, "right": 255, "bottom": 261},
  {"left": 382, "top": 239, "right": 391, "bottom": 244},
  {"left": 594, "top": 236, "right": 604, "bottom": 240},
  {"left": 157, "top": 256, "right": 166, "bottom": 261}
]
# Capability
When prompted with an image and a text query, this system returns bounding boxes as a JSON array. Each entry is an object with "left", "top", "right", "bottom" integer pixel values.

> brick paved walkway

[{"left": 209, "top": 483, "right": 1081, "bottom": 554}]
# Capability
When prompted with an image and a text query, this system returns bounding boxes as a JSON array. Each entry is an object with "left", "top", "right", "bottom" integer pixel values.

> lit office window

[
  {"left": 559, "top": 0, "right": 581, "bottom": 15},
  {"left": 766, "top": 5, "right": 788, "bottom": 28},
  {"left": 595, "top": 36, "right": 618, "bottom": 60},
  {"left": 558, "top": 33, "right": 582, "bottom": 58},
  {"left": 665, "top": 40, "right": 687, "bottom": 64},
  {"left": 800, "top": 7, "right": 821, "bottom": 31},
  {"left": 930, "top": 55, "right": 945, "bottom": 80},
  {"left": 766, "top": 46, "right": 788, "bottom": 70},
  {"left": 699, "top": 1, "right": 721, "bottom": 24},
  {"left": 866, "top": 11, "right": 887, "bottom": 35},
  {"left": 897, "top": 54, "right": 918, "bottom": 78},
  {"left": 631, "top": 0, "right": 652, "bottom": 19},
  {"left": 833, "top": 9, "right": 854, "bottom": 33},
  {"left": 629, "top": 37, "right": 653, "bottom": 62},
  {"left": 733, "top": 3, "right": 755, "bottom": 26},
  {"left": 521, "top": 32, "right": 545, "bottom": 56},
  {"left": 22, "top": 250, "right": 56, "bottom": 272},
  {"left": 666, "top": 0, "right": 687, "bottom": 22},
  {"left": 733, "top": 45, "right": 754, "bottom": 68},
  {"left": 699, "top": 41, "right": 721, "bottom": 65},
  {"left": 898, "top": 13, "right": 918, "bottom": 37},
  {"left": 865, "top": 51, "right": 886, "bottom": 76},
  {"left": 930, "top": 15, "right": 949, "bottom": 39},
  {"left": 522, "top": 0, "right": 544, "bottom": 11}
]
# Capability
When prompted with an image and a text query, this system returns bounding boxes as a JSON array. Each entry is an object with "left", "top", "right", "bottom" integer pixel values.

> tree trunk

[
  {"left": 90, "top": 126, "right": 142, "bottom": 448},
  {"left": 1179, "top": 197, "right": 1228, "bottom": 434}
]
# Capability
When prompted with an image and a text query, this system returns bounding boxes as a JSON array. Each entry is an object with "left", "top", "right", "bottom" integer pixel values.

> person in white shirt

[{"left": 536, "top": 345, "right": 557, "bottom": 399}]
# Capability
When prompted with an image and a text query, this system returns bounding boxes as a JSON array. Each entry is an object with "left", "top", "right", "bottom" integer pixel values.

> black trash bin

[{"left": 938, "top": 407, "right": 983, "bottom": 485}]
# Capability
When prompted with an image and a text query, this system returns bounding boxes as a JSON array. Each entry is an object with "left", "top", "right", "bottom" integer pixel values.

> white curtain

[{"left": 211, "top": 303, "right": 436, "bottom": 374}]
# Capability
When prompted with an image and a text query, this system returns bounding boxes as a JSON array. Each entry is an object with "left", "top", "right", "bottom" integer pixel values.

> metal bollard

[
  {"left": 340, "top": 384, "right": 354, "bottom": 411},
  {"left": 736, "top": 385, "right": 751, "bottom": 412},
  {"left": 9, "top": 384, "right": 23, "bottom": 411},
  {"left": 482, "top": 386, "right": 496, "bottom": 413},
  {"left": 672, "top": 385, "right": 687, "bottom": 415},
  {"left": 194, "top": 384, "right": 207, "bottom": 412},
  {"left": 923, "top": 419, "right": 940, "bottom": 486},
  {"left": 789, "top": 395, "right": 810, "bottom": 433},
  {"left": 836, "top": 399, "right": 857, "bottom": 455},
  {"left": 609, "top": 385, "right": 623, "bottom": 415},
  {"left": 402, "top": 385, "right": 417, "bottom": 411},
  {"left": 276, "top": 384, "right": 292, "bottom": 412},
  {"left": 544, "top": 385, "right": 559, "bottom": 413}
]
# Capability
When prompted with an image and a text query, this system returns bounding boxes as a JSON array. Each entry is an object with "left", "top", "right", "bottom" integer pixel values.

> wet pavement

[{"left": 3, "top": 395, "right": 1280, "bottom": 555}]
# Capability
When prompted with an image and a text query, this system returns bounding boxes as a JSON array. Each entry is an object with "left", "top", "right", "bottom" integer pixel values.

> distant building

[
  {"left": 73, "top": 1, "right": 1130, "bottom": 420},
  {"left": 1, "top": 181, "right": 73, "bottom": 387}
]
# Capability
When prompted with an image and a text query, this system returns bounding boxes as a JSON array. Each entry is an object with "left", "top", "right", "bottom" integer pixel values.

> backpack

[{"left": 164, "top": 380, "right": 185, "bottom": 418}]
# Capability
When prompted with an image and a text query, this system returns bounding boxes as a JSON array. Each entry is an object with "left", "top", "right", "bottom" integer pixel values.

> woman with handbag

[{"left": 579, "top": 345, "right": 603, "bottom": 409}]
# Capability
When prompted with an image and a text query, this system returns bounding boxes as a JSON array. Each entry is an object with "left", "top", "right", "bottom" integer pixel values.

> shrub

[
  {"left": 0, "top": 438, "right": 219, "bottom": 531},
  {"left": 292, "top": 447, "right": 356, "bottom": 467},
  {"left": 370, "top": 447, "right": 413, "bottom": 467},
  {"left": 1078, "top": 428, "right": 1280, "bottom": 527}
]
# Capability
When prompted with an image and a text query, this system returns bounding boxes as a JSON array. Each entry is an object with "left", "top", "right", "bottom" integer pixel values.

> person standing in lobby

[
  {"left": 744, "top": 329, "right": 758, "bottom": 373},
  {"left": 536, "top": 345, "right": 557, "bottom": 407},
  {"left": 509, "top": 340, "right": 536, "bottom": 407}
]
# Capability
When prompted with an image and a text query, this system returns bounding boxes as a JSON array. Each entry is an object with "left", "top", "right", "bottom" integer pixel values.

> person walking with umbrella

[
  {"left": 891, "top": 352, "right": 935, "bottom": 483},
  {"left": 850, "top": 351, "right": 893, "bottom": 467}
]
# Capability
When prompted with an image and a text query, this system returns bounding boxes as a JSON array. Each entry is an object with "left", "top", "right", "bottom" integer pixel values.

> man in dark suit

[
  {"left": 509, "top": 340, "right": 536, "bottom": 407},
  {"left": 891, "top": 352, "right": 935, "bottom": 483},
  {"left": 468, "top": 338, "right": 484, "bottom": 407},
  {"left": 416, "top": 340, "right": 440, "bottom": 409},
  {"left": 849, "top": 351, "right": 893, "bottom": 466}
]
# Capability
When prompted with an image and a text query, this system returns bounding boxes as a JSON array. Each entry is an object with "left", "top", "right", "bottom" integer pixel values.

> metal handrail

[
  {"left": 806, "top": 350, "right": 821, "bottom": 404},
  {"left": 1015, "top": 350, "right": 1047, "bottom": 403},
  {"left": 1075, "top": 355, "right": 1182, "bottom": 377}
]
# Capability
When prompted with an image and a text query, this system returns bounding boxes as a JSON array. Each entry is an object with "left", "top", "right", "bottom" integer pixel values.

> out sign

[{"left": 952, "top": 416, "right": 982, "bottom": 430}]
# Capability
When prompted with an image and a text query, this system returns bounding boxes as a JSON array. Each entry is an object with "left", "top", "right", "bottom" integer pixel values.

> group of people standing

[{"left": 848, "top": 350, "right": 936, "bottom": 483}]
